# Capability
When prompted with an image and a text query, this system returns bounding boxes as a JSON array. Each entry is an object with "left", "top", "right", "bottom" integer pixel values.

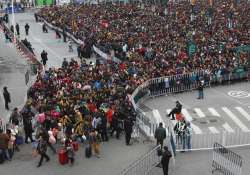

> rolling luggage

[
  {"left": 72, "top": 142, "right": 79, "bottom": 152},
  {"left": 58, "top": 149, "right": 68, "bottom": 165},
  {"left": 85, "top": 145, "right": 92, "bottom": 158}
]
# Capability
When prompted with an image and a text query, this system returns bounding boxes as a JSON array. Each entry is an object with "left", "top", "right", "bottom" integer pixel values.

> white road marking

[
  {"left": 235, "top": 107, "right": 250, "bottom": 121},
  {"left": 208, "top": 107, "right": 234, "bottom": 133},
  {"left": 208, "top": 108, "right": 221, "bottom": 117},
  {"left": 222, "top": 123, "right": 235, "bottom": 133},
  {"left": 194, "top": 108, "right": 206, "bottom": 118},
  {"left": 210, "top": 88, "right": 248, "bottom": 106},
  {"left": 208, "top": 127, "right": 219, "bottom": 134},
  {"left": 181, "top": 109, "right": 202, "bottom": 134},
  {"left": 182, "top": 109, "right": 193, "bottom": 122},
  {"left": 222, "top": 107, "right": 249, "bottom": 132},
  {"left": 152, "top": 109, "right": 169, "bottom": 135}
]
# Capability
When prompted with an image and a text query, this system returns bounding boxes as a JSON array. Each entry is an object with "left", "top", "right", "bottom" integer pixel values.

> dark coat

[{"left": 3, "top": 89, "right": 11, "bottom": 103}]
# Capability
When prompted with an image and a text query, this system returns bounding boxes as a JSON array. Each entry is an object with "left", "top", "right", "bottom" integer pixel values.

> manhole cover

[
  {"left": 200, "top": 121, "right": 208, "bottom": 124},
  {"left": 209, "top": 119, "right": 217, "bottom": 123}
]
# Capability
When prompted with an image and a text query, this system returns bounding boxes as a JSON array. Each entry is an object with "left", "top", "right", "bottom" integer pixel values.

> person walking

[
  {"left": 197, "top": 80, "right": 204, "bottom": 99},
  {"left": 36, "top": 136, "right": 50, "bottom": 167},
  {"left": 154, "top": 122, "right": 166, "bottom": 149},
  {"left": 65, "top": 136, "right": 74, "bottom": 166},
  {"left": 100, "top": 113, "right": 108, "bottom": 142},
  {"left": 3, "top": 87, "right": 11, "bottom": 110},
  {"left": 161, "top": 146, "right": 172, "bottom": 175},
  {"left": 23, "top": 115, "right": 34, "bottom": 144},
  {"left": 10, "top": 25, "right": 14, "bottom": 34},
  {"left": 15, "top": 23, "right": 20, "bottom": 36},
  {"left": 124, "top": 118, "right": 133, "bottom": 145},
  {"left": 9, "top": 108, "right": 21, "bottom": 126},
  {"left": 40, "top": 50, "right": 48, "bottom": 67},
  {"left": 24, "top": 23, "right": 30, "bottom": 36}
]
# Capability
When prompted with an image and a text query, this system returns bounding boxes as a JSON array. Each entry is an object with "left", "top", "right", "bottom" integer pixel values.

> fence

[
  {"left": 212, "top": 142, "right": 243, "bottom": 175},
  {"left": 120, "top": 145, "right": 161, "bottom": 175},
  {"left": 37, "top": 16, "right": 122, "bottom": 64},
  {"left": 131, "top": 68, "right": 250, "bottom": 150}
]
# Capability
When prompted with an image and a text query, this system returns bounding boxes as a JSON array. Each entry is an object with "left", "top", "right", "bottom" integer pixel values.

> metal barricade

[
  {"left": 120, "top": 145, "right": 161, "bottom": 175},
  {"left": 212, "top": 143, "right": 243, "bottom": 175}
]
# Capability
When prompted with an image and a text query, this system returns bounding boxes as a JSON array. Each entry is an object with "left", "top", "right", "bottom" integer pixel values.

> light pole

[{"left": 11, "top": 0, "right": 16, "bottom": 43}]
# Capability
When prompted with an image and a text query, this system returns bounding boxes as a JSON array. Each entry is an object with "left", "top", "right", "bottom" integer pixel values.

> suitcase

[
  {"left": 85, "top": 146, "right": 92, "bottom": 158},
  {"left": 72, "top": 142, "right": 79, "bottom": 152},
  {"left": 58, "top": 149, "right": 68, "bottom": 165},
  {"left": 15, "top": 135, "right": 24, "bottom": 145}
]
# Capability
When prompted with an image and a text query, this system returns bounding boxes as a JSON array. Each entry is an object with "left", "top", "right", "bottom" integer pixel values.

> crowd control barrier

[
  {"left": 120, "top": 145, "right": 161, "bottom": 175},
  {"left": 0, "top": 22, "right": 42, "bottom": 133},
  {"left": 212, "top": 142, "right": 242, "bottom": 175},
  {"left": 131, "top": 68, "right": 250, "bottom": 150},
  {"left": 37, "top": 16, "right": 122, "bottom": 64}
]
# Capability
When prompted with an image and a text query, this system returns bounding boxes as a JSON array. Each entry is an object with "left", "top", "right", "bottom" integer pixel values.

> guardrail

[
  {"left": 131, "top": 68, "right": 250, "bottom": 150},
  {"left": 0, "top": 22, "right": 42, "bottom": 133},
  {"left": 120, "top": 145, "right": 161, "bottom": 175},
  {"left": 36, "top": 15, "right": 122, "bottom": 64}
]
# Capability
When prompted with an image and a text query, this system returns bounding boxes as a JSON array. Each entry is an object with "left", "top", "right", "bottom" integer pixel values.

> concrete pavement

[{"left": 0, "top": 27, "right": 33, "bottom": 123}]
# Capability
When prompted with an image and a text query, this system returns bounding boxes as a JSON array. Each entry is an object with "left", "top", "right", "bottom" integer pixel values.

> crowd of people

[
  {"left": 1, "top": 0, "right": 250, "bottom": 172},
  {"left": 37, "top": 0, "right": 249, "bottom": 79}
]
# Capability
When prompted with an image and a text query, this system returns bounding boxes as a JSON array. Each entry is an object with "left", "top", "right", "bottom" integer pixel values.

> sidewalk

[
  {"left": 9, "top": 12, "right": 79, "bottom": 68},
  {"left": 0, "top": 28, "right": 32, "bottom": 123}
]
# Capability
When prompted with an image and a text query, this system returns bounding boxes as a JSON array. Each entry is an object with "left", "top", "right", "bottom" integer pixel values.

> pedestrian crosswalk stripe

[
  {"left": 208, "top": 107, "right": 234, "bottom": 133},
  {"left": 181, "top": 109, "right": 202, "bottom": 134},
  {"left": 222, "top": 123, "right": 235, "bottom": 133},
  {"left": 208, "top": 127, "right": 219, "bottom": 134},
  {"left": 235, "top": 107, "right": 250, "bottom": 121},
  {"left": 182, "top": 109, "right": 193, "bottom": 122},
  {"left": 208, "top": 108, "right": 221, "bottom": 117},
  {"left": 153, "top": 109, "right": 169, "bottom": 135},
  {"left": 194, "top": 108, "right": 206, "bottom": 118},
  {"left": 222, "top": 107, "right": 249, "bottom": 132}
]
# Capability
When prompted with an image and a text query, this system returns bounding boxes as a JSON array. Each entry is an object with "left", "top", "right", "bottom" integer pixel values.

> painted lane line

[
  {"left": 208, "top": 108, "right": 221, "bottom": 117},
  {"left": 153, "top": 109, "right": 169, "bottom": 135},
  {"left": 181, "top": 109, "right": 202, "bottom": 134},
  {"left": 222, "top": 123, "right": 235, "bottom": 133},
  {"left": 235, "top": 107, "right": 250, "bottom": 121},
  {"left": 208, "top": 127, "right": 219, "bottom": 134},
  {"left": 181, "top": 109, "right": 193, "bottom": 122},
  {"left": 222, "top": 107, "right": 249, "bottom": 132},
  {"left": 194, "top": 108, "right": 206, "bottom": 118},
  {"left": 208, "top": 107, "right": 234, "bottom": 133}
]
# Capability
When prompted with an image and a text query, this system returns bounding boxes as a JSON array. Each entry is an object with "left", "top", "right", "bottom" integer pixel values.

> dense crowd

[
  {"left": 1, "top": 0, "right": 250, "bottom": 168},
  {"left": 38, "top": 0, "right": 249, "bottom": 78}
]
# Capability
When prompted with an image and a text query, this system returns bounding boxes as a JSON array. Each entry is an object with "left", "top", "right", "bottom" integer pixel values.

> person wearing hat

[
  {"left": 3, "top": 86, "right": 11, "bottom": 110},
  {"left": 161, "top": 146, "right": 172, "bottom": 175}
]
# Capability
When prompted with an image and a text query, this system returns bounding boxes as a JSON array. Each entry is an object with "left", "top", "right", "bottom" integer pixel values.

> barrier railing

[
  {"left": 120, "top": 145, "right": 161, "bottom": 175},
  {"left": 131, "top": 68, "right": 250, "bottom": 149},
  {"left": 0, "top": 22, "right": 42, "bottom": 133}
]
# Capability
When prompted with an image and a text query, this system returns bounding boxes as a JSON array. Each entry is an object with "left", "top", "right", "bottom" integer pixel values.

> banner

[
  {"left": 58, "top": 0, "right": 71, "bottom": 5},
  {"left": 35, "top": 0, "right": 53, "bottom": 6}
]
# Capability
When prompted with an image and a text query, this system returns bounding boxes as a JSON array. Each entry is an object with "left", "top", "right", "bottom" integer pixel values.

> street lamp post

[{"left": 11, "top": 0, "right": 16, "bottom": 43}]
